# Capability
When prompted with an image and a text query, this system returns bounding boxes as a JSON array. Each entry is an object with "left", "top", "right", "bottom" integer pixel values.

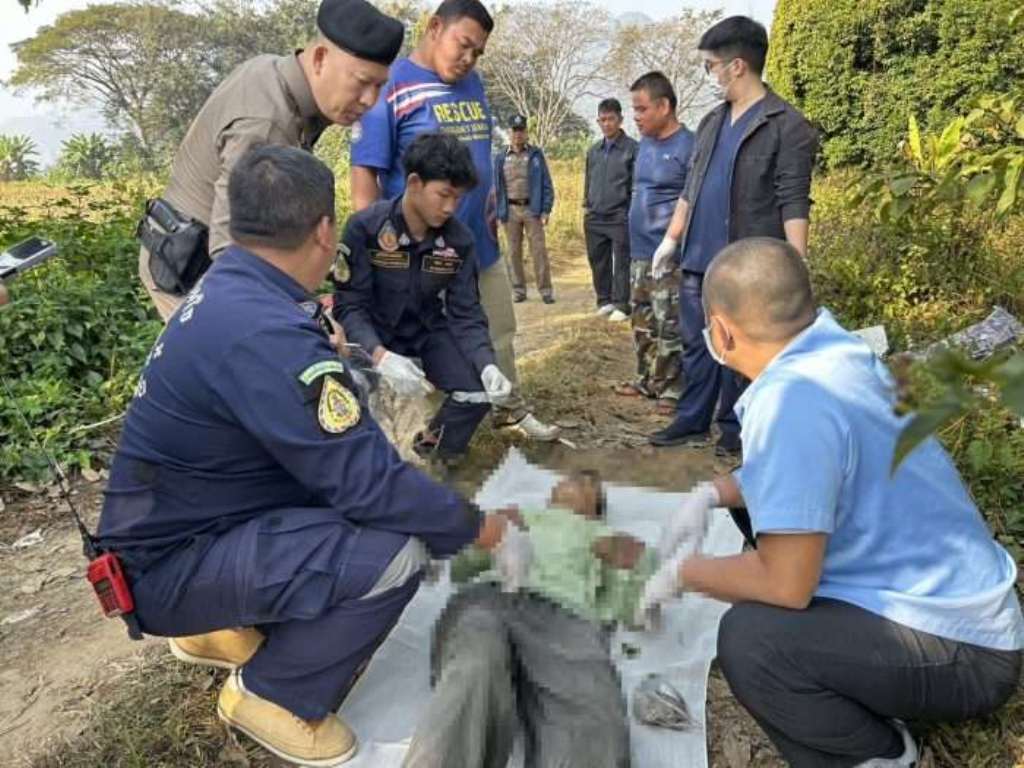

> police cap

[
  {"left": 509, "top": 114, "right": 528, "bottom": 131},
  {"left": 317, "top": 0, "right": 405, "bottom": 66}
]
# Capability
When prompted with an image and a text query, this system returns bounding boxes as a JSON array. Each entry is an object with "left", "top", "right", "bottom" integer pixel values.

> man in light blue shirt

[{"left": 642, "top": 237, "right": 1023, "bottom": 767}]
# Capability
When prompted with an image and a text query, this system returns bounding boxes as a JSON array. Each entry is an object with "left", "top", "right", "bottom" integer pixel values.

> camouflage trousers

[{"left": 629, "top": 260, "right": 683, "bottom": 400}]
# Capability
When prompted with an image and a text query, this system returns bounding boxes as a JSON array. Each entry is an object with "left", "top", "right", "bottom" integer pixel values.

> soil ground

[{"left": 0, "top": 245, "right": 1020, "bottom": 767}]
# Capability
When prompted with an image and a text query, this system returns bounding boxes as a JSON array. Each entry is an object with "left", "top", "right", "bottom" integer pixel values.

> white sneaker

[
  {"left": 596, "top": 304, "right": 616, "bottom": 317},
  {"left": 499, "top": 413, "right": 561, "bottom": 441},
  {"left": 853, "top": 720, "right": 918, "bottom": 767},
  {"left": 608, "top": 309, "right": 629, "bottom": 323}
]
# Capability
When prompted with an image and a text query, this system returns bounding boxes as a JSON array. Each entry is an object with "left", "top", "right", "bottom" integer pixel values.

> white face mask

[
  {"left": 702, "top": 324, "right": 729, "bottom": 367},
  {"left": 712, "top": 70, "right": 735, "bottom": 102}
]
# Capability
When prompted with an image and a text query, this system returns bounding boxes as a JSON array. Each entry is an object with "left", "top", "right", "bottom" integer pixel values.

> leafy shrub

[
  {"left": 767, "top": 0, "right": 1024, "bottom": 167},
  {"left": 54, "top": 133, "right": 116, "bottom": 180},
  {"left": 0, "top": 134, "right": 41, "bottom": 181},
  {"left": 0, "top": 182, "right": 162, "bottom": 480},
  {"left": 808, "top": 95, "right": 1024, "bottom": 350}
]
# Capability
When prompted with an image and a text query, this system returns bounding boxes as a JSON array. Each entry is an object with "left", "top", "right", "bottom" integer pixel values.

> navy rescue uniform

[
  {"left": 98, "top": 245, "right": 481, "bottom": 720},
  {"left": 333, "top": 196, "right": 495, "bottom": 459}
]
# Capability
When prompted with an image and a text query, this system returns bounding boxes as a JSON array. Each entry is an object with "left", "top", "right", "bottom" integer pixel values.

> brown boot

[
  {"left": 168, "top": 627, "right": 264, "bottom": 670},
  {"left": 217, "top": 670, "right": 358, "bottom": 766}
]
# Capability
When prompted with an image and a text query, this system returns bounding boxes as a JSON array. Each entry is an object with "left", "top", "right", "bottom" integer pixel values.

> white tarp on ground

[{"left": 339, "top": 448, "right": 745, "bottom": 768}]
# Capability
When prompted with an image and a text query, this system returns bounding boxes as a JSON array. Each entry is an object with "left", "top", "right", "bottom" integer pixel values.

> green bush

[
  {"left": 0, "top": 182, "right": 162, "bottom": 480},
  {"left": 54, "top": 133, "right": 116, "bottom": 181},
  {"left": 807, "top": 172, "right": 1024, "bottom": 350},
  {"left": 767, "top": 0, "right": 1024, "bottom": 167}
]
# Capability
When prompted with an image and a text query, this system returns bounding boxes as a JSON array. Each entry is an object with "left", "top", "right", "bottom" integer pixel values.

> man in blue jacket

[
  {"left": 334, "top": 132, "right": 513, "bottom": 464},
  {"left": 494, "top": 114, "right": 556, "bottom": 303},
  {"left": 98, "top": 145, "right": 518, "bottom": 767}
]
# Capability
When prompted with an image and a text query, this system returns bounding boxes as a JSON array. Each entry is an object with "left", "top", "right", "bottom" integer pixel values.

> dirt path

[
  {"left": 0, "top": 246, "right": 780, "bottom": 767},
  {"left": 0, "top": 484, "right": 162, "bottom": 765}
]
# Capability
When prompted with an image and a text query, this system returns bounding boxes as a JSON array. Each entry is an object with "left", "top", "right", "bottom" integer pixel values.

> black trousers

[
  {"left": 717, "top": 598, "right": 1022, "bottom": 768},
  {"left": 584, "top": 215, "right": 631, "bottom": 312}
]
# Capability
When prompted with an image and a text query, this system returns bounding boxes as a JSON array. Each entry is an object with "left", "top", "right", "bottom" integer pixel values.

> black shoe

[
  {"left": 715, "top": 433, "right": 742, "bottom": 458},
  {"left": 513, "top": 294, "right": 527, "bottom": 303},
  {"left": 542, "top": 295, "right": 555, "bottom": 304},
  {"left": 649, "top": 423, "right": 709, "bottom": 447}
]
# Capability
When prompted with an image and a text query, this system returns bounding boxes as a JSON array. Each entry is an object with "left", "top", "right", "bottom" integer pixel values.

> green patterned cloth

[{"left": 450, "top": 506, "right": 658, "bottom": 626}]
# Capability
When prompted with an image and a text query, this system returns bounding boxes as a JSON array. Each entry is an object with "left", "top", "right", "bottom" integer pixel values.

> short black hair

[
  {"left": 630, "top": 71, "right": 677, "bottom": 112},
  {"left": 229, "top": 145, "right": 335, "bottom": 250},
  {"left": 598, "top": 98, "right": 622, "bottom": 115},
  {"left": 402, "top": 132, "right": 479, "bottom": 189},
  {"left": 704, "top": 237, "right": 816, "bottom": 342},
  {"left": 698, "top": 16, "right": 769, "bottom": 75},
  {"left": 434, "top": 0, "right": 494, "bottom": 34}
]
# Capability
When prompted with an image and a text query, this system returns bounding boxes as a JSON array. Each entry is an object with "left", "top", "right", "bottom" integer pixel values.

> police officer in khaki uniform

[
  {"left": 494, "top": 115, "right": 555, "bottom": 303},
  {"left": 138, "top": 0, "right": 405, "bottom": 321}
]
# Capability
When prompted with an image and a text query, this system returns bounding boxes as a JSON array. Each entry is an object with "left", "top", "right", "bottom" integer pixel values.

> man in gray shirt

[{"left": 583, "top": 99, "right": 637, "bottom": 321}]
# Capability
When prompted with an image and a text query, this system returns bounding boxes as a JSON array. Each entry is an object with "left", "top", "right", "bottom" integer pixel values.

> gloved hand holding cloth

[{"left": 373, "top": 349, "right": 435, "bottom": 397}]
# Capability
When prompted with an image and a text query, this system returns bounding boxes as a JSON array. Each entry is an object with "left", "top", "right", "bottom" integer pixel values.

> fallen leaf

[{"left": 81, "top": 468, "right": 101, "bottom": 483}]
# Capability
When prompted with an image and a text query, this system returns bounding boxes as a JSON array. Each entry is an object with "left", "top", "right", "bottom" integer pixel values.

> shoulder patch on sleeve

[
  {"left": 299, "top": 360, "right": 346, "bottom": 386},
  {"left": 318, "top": 375, "right": 361, "bottom": 434}
]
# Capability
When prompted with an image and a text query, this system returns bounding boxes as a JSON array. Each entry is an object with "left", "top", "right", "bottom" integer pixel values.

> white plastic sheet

[{"left": 339, "top": 448, "right": 744, "bottom": 767}]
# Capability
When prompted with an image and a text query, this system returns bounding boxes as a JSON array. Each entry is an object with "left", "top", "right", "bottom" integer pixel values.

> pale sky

[{"left": 0, "top": 0, "right": 776, "bottom": 162}]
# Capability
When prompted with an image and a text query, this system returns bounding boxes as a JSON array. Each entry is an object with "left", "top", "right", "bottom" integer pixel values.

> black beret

[
  {"left": 317, "top": 0, "right": 405, "bottom": 66},
  {"left": 509, "top": 114, "right": 527, "bottom": 130}
]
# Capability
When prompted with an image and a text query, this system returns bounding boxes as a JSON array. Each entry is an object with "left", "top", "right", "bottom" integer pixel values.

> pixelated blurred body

[{"left": 404, "top": 473, "right": 654, "bottom": 768}]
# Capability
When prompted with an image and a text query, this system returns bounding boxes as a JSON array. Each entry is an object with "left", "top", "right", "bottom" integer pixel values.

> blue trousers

[
  {"left": 391, "top": 326, "right": 490, "bottom": 457},
  {"left": 673, "top": 270, "right": 744, "bottom": 439},
  {"left": 129, "top": 508, "right": 421, "bottom": 720}
]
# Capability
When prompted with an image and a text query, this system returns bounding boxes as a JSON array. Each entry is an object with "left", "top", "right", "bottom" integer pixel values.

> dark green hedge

[{"left": 766, "top": 0, "right": 1024, "bottom": 168}]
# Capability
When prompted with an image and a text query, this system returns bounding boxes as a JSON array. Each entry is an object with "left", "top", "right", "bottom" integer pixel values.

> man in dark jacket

[
  {"left": 583, "top": 98, "right": 638, "bottom": 319},
  {"left": 494, "top": 114, "right": 556, "bottom": 303},
  {"left": 648, "top": 16, "right": 819, "bottom": 455},
  {"left": 336, "top": 132, "right": 513, "bottom": 465},
  {"left": 98, "top": 145, "right": 516, "bottom": 767}
]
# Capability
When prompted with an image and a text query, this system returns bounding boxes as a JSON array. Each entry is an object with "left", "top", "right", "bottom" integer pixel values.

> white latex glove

[
  {"left": 480, "top": 364, "right": 513, "bottom": 405},
  {"left": 657, "top": 481, "right": 718, "bottom": 559},
  {"left": 375, "top": 351, "right": 434, "bottom": 397},
  {"left": 636, "top": 552, "right": 685, "bottom": 627},
  {"left": 493, "top": 522, "right": 533, "bottom": 592},
  {"left": 651, "top": 236, "right": 679, "bottom": 280}
]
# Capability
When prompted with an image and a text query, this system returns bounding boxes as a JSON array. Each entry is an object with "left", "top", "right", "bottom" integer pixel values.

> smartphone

[{"left": 0, "top": 236, "right": 59, "bottom": 280}]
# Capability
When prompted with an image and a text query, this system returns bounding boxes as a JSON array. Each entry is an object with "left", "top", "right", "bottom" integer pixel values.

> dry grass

[{"left": 29, "top": 648, "right": 271, "bottom": 768}]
